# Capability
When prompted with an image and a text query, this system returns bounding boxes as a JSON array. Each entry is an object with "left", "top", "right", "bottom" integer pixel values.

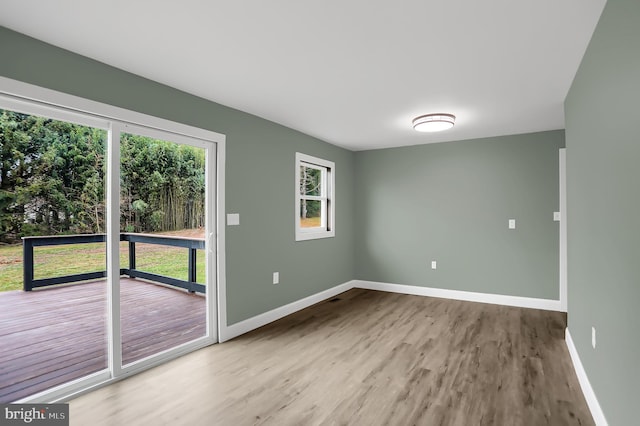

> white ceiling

[{"left": 0, "top": 0, "right": 606, "bottom": 151}]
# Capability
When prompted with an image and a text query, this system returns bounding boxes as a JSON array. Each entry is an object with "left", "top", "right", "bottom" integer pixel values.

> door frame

[
  {"left": 112, "top": 122, "right": 218, "bottom": 375},
  {"left": 0, "top": 76, "right": 226, "bottom": 402},
  {"left": 559, "top": 148, "right": 567, "bottom": 312}
]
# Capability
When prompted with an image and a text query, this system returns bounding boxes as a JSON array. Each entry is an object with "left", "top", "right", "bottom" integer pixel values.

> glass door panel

[
  {"left": 0, "top": 107, "right": 109, "bottom": 402},
  {"left": 118, "top": 128, "right": 209, "bottom": 367}
]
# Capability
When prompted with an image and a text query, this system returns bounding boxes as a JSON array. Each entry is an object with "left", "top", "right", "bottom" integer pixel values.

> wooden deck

[{"left": 0, "top": 279, "right": 206, "bottom": 403}]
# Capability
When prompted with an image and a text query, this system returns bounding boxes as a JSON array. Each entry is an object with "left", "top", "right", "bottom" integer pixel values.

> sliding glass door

[
  {"left": 0, "top": 87, "right": 220, "bottom": 402},
  {"left": 116, "top": 125, "right": 214, "bottom": 369}
]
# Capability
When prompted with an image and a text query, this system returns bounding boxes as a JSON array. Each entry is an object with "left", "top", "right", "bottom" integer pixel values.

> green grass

[
  {"left": 0, "top": 240, "right": 205, "bottom": 292},
  {"left": 0, "top": 244, "right": 22, "bottom": 292}
]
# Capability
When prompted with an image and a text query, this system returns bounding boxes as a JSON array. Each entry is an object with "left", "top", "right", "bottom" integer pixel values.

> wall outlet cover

[
  {"left": 273, "top": 272, "right": 279, "bottom": 284},
  {"left": 508, "top": 219, "right": 516, "bottom": 229},
  {"left": 431, "top": 261, "right": 437, "bottom": 270}
]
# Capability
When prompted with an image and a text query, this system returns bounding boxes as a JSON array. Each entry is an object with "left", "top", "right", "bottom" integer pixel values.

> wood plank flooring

[
  {"left": 69, "top": 289, "right": 593, "bottom": 426},
  {"left": 0, "top": 279, "right": 205, "bottom": 403}
]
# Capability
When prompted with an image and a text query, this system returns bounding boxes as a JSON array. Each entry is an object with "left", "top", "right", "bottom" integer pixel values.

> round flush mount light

[{"left": 412, "top": 113, "right": 456, "bottom": 132}]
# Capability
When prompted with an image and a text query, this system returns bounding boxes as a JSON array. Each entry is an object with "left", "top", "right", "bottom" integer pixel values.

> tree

[
  {"left": 119, "top": 133, "right": 205, "bottom": 233},
  {"left": 300, "top": 165, "right": 321, "bottom": 219},
  {"left": 0, "top": 109, "right": 205, "bottom": 243},
  {"left": 0, "top": 110, "right": 50, "bottom": 240}
]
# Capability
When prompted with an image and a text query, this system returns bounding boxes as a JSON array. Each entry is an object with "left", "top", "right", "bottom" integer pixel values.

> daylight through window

[{"left": 296, "top": 153, "right": 334, "bottom": 241}]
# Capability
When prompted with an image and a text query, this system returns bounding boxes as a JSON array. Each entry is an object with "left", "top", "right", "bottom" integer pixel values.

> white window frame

[{"left": 295, "top": 152, "right": 335, "bottom": 241}]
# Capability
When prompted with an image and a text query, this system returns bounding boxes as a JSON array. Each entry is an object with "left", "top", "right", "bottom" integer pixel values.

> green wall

[
  {"left": 565, "top": 0, "right": 640, "bottom": 424},
  {"left": 6, "top": 13, "right": 635, "bottom": 418},
  {"left": 0, "top": 25, "right": 567, "bottom": 315},
  {"left": 354, "top": 131, "right": 564, "bottom": 300},
  {"left": 0, "top": 26, "right": 356, "bottom": 326}
]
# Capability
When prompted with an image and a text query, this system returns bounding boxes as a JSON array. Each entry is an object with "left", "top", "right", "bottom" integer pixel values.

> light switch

[
  {"left": 227, "top": 213, "right": 240, "bottom": 226},
  {"left": 508, "top": 219, "right": 516, "bottom": 229},
  {"left": 553, "top": 212, "right": 561, "bottom": 221}
]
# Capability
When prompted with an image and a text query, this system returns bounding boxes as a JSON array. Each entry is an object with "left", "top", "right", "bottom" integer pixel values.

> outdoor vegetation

[
  {"left": 299, "top": 164, "right": 322, "bottom": 228},
  {"left": 0, "top": 109, "right": 206, "bottom": 292},
  {"left": 0, "top": 109, "right": 205, "bottom": 243}
]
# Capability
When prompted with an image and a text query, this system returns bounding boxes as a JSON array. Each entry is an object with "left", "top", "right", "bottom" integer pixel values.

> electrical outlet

[
  {"left": 273, "top": 272, "right": 279, "bottom": 285},
  {"left": 592, "top": 327, "right": 596, "bottom": 348},
  {"left": 431, "top": 261, "right": 437, "bottom": 270},
  {"left": 508, "top": 219, "right": 516, "bottom": 229}
]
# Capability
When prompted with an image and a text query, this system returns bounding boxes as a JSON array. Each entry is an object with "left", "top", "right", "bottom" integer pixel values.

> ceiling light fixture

[{"left": 412, "top": 113, "right": 456, "bottom": 132}]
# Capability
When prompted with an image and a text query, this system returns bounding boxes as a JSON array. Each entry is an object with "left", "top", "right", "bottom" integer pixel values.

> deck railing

[{"left": 22, "top": 233, "right": 206, "bottom": 294}]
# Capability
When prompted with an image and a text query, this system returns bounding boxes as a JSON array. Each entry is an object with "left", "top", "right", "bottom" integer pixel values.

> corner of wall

[{"left": 565, "top": 328, "right": 608, "bottom": 425}]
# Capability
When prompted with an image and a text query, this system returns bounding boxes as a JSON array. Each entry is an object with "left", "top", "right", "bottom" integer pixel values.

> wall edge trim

[
  {"left": 565, "top": 327, "right": 609, "bottom": 426},
  {"left": 219, "top": 280, "right": 356, "bottom": 342},
  {"left": 221, "top": 279, "right": 566, "bottom": 342},
  {"left": 353, "top": 280, "right": 564, "bottom": 311}
]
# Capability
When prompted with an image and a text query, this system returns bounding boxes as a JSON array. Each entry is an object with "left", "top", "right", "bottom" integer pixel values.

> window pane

[
  {"left": 300, "top": 165, "right": 322, "bottom": 196},
  {"left": 300, "top": 199, "right": 322, "bottom": 228}
]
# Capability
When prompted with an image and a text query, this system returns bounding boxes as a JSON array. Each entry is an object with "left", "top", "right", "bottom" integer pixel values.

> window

[{"left": 295, "top": 152, "right": 335, "bottom": 241}]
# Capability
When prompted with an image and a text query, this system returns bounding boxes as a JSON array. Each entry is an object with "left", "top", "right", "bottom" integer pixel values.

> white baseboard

[
  {"left": 219, "top": 279, "right": 563, "bottom": 342},
  {"left": 565, "top": 328, "right": 608, "bottom": 426},
  {"left": 219, "top": 280, "right": 355, "bottom": 342},
  {"left": 353, "top": 280, "right": 564, "bottom": 312}
]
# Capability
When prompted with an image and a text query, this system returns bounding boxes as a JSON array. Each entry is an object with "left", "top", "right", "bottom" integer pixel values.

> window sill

[{"left": 295, "top": 230, "right": 335, "bottom": 241}]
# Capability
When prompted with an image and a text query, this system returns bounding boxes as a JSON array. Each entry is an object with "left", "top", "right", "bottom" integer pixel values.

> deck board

[{"left": 0, "top": 279, "right": 206, "bottom": 402}]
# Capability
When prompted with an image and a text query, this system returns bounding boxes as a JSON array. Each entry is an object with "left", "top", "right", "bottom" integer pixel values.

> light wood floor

[{"left": 69, "top": 289, "right": 593, "bottom": 426}]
